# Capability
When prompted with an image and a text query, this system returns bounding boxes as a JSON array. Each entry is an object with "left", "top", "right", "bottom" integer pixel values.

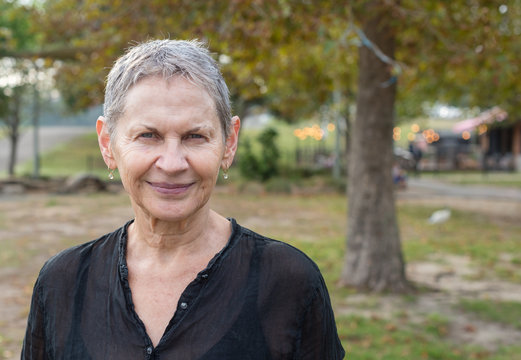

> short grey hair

[{"left": 103, "top": 39, "right": 232, "bottom": 140}]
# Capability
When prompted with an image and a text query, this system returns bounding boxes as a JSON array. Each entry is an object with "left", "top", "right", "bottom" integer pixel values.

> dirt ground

[
  {"left": 1, "top": 185, "right": 521, "bottom": 358},
  {"left": 393, "top": 190, "right": 521, "bottom": 352}
]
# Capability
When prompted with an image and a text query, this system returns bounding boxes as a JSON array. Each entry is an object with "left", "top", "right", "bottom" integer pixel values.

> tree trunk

[
  {"left": 340, "top": 1, "right": 410, "bottom": 292},
  {"left": 8, "top": 129, "right": 19, "bottom": 177},
  {"left": 7, "top": 90, "right": 22, "bottom": 177}
]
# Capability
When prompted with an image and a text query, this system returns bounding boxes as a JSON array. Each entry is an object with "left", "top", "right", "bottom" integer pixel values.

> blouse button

[
  {"left": 180, "top": 302, "right": 188, "bottom": 310},
  {"left": 201, "top": 273, "right": 209, "bottom": 279},
  {"left": 146, "top": 346, "right": 153, "bottom": 355}
]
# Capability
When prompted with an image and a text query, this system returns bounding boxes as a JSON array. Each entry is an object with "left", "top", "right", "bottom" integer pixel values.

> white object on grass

[{"left": 428, "top": 208, "right": 451, "bottom": 225}]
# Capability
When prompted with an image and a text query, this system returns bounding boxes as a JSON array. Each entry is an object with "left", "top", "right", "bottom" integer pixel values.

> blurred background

[{"left": 1, "top": 1, "right": 521, "bottom": 359}]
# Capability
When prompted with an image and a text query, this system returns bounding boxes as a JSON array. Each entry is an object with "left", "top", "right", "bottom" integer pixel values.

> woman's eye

[
  {"left": 187, "top": 134, "right": 204, "bottom": 140},
  {"left": 139, "top": 132, "right": 155, "bottom": 139}
]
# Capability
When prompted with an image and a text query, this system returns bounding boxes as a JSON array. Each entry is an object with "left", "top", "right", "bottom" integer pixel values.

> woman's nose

[{"left": 155, "top": 140, "right": 189, "bottom": 173}]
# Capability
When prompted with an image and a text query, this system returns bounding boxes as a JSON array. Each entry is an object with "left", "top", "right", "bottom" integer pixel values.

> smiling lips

[{"left": 147, "top": 181, "right": 194, "bottom": 195}]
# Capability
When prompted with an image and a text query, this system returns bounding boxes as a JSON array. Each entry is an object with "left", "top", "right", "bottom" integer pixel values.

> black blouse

[{"left": 22, "top": 218, "right": 345, "bottom": 359}]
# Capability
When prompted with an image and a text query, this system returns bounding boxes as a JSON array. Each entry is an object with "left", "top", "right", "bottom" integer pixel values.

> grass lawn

[
  {"left": 15, "top": 132, "right": 111, "bottom": 179},
  {"left": 398, "top": 205, "right": 521, "bottom": 283},
  {"left": 459, "top": 299, "right": 521, "bottom": 330}
]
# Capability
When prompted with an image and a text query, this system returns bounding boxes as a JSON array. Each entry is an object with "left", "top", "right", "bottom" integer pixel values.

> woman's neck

[{"left": 126, "top": 208, "right": 230, "bottom": 267}]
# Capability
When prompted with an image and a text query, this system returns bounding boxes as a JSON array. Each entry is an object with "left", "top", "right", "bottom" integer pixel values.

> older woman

[{"left": 22, "top": 39, "right": 345, "bottom": 359}]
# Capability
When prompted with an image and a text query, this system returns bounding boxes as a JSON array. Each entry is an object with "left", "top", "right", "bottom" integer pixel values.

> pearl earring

[{"left": 108, "top": 167, "right": 115, "bottom": 180}]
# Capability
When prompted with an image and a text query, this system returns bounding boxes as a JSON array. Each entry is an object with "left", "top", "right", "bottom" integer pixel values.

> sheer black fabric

[{"left": 22, "top": 219, "right": 345, "bottom": 359}]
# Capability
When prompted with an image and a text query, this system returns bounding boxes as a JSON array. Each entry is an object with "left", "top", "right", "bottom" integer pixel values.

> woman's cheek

[{"left": 118, "top": 144, "right": 157, "bottom": 168}]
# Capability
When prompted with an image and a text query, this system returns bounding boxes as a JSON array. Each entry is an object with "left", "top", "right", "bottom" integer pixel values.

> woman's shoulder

[
  {"left": 232, "top": 221, "right": 329, "bottom": 312},
  {"left": 37, "top": 221, "right": 129, "bottom": 283},
  {"left": 234, "top": 220, "right": 322, "bottom": 283}
]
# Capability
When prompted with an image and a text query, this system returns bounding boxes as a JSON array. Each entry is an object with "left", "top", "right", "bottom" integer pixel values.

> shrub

[{"left": 238, "top": 127, "right": 280, "bottom": 182}]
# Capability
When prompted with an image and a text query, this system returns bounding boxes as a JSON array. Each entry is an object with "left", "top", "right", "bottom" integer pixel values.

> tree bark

[
  {"left": 340, "top": 1, "right": 410, "bottom": 292},
  {"left": 8, "top": 128, "right": 19, "bottom": 177},
  {"left": 6, "top": 89, "right": 22, "bottom": 177}
]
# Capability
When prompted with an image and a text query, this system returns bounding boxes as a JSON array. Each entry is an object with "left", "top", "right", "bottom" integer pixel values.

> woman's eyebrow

[
  {"left": 129, "top": 124, "right": 158, "bottom": 132},
  {"left": 143, "top": 125, "right": 158, "bottom": 132},
  {"left": 186, "top": 125, "right": 214, "bottom": 133}
]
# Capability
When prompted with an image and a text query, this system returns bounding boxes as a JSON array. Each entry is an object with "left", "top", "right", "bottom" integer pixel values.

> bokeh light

[
  {"left": 294, "top": 124, "right": 325, "bottom": 141},
  {"left": 422, "top": 128, "right": 440, "bottom": 144},
  {"left": 393, "top": 127, "right": 401, "bottom": 141}
]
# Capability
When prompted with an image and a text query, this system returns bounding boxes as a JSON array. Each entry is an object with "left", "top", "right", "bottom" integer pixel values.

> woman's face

[{"left": 98, "top": 76, "right": 238, "bottom": 223}]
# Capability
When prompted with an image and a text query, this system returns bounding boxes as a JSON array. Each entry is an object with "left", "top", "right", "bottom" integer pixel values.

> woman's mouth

[{"left": 147, "top": 181, "right": 194, "bottom": 195}]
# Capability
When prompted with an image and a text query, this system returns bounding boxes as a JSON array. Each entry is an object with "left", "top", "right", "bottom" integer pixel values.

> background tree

[
  {"left": 394, "top": 0, "right": 521, "bottom": 116},
  {"left": 29, "top": 0, "right": 521, "bottom": 292},
  {"left": 1, "top": 81, "right": 26, "bottom": 176},
  {"left": 340, "top": 1, "right": 408, "bottom": 291},
  {"left": 340, "top": 0, "right": 521, "bottom": 291},
  {"left": 0, "top": 0, "right": 41, "bottom": 176},
  {"left": 32, "top": 0, "right": 355, "bottom": 120}
]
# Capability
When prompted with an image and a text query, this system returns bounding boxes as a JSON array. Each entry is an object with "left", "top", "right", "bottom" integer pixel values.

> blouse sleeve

[
  {"left": 296, "top": 275, "right": 345, "bottom": 360},
  {"left": 21, "top": 279, "right": 47, "bottom": 360}
]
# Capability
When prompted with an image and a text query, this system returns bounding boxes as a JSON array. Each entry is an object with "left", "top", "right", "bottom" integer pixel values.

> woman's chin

[{"left": 138, "top": 202, "right": 206, "bottom": 224}]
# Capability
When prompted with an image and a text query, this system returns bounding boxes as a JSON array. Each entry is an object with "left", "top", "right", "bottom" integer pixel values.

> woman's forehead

[
  {"left": 124, "top": 77, "right": 216, "bottom": 113},
  {"left": 117, "top": 77, "right": 219, "bottom": 130}
]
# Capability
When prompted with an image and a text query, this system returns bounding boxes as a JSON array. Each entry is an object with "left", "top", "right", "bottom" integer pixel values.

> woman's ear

[
  {"left": 96, "top": 116, "right": 117, "bottom": 169},
  {"left": 222, "top": 116, "right": 241, "bottom": 169}
]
